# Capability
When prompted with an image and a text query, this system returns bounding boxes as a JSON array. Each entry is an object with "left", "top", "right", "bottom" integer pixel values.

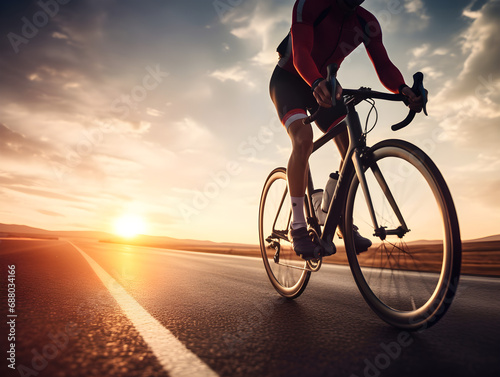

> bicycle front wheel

[
  {"left": 259, "top": 167, "right": 310, "bottom": 299},
  {"left": 344, "top": 139, "right": 461, "bottom": 330}
]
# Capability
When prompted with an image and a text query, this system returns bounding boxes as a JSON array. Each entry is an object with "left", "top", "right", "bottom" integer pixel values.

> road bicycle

[{"left": 259, "top": 65, "right": 461, "bottom": 330}]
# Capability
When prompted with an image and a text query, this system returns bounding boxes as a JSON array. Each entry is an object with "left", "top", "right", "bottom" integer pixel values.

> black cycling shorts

[{"left": 269, "top": 65, "right": 347, "bottom": 133}]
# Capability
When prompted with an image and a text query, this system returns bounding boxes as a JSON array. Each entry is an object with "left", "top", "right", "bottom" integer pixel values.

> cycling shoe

[
  {"left": 353, "top": 225, "right": 372, "bottom": 254},
  {"left": 338, "top": 225, "right": 372, "bottom": 254},
  {"left": 289, "top": 227, "right": 321, "bottom": 260}
]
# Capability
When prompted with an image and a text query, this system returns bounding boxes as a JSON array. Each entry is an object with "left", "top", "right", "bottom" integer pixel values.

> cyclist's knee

[
  {"left": 293, "top": 138, "right": 313, "bottom": 158},
  {"left": 292, "top": 133, "right": 313, "bottom": 158},
  {"left": 289, "top": 120, "right": 313, "bottom": 157}
]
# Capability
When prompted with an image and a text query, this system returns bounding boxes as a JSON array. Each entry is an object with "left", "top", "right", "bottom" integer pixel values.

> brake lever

[
  {"left": 326, "top": 63, "right": 338, "bottom": 107},
  {"left": 392, "top": 72, "right": 427, "bottom": 131},
  {"left": 412, "top": 72, "right": 428, "bottom": 116}
]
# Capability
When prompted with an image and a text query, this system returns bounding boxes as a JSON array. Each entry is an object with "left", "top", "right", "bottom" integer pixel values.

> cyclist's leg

[
  {"left": 285, "top": 117, "right": 321, "bottom": 258},
  {"left": 269, "top": 66, "right": 320, "bottom": 258},
  {"left": 269, "top": 67, "right": 312, "bottom": 223},
  {"left": 286, "top": 117, "right": 313, "bottom": 228},
  {"left": 287, "top": 118, "right": 313, "bottom": 198}
]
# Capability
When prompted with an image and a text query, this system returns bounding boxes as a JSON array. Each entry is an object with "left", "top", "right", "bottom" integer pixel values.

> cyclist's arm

[
  {"left": 290, "top": 0, "right": 330, "bottom": 86},
  {"left": 292, "top": 23, "right": 340, "bottom": 107},
  {"left": 362, "top": 16, "right": 405, "bottom": 94},
  {"left": 291, "top": 1, "right": 338, "bottom": 107},
  {"left": 366, "top": 44, "right": 405, "bottom": 94},
  {"left": 366, "top": 32, "right": 424, "bottom": 111},
  {"left": 291, "top": 23, "right": 322, "bottom": 87}
]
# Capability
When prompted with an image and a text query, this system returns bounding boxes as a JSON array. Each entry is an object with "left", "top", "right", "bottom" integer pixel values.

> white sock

[{"left": 291, "top": 196, "right": 306, "bottom": 229}]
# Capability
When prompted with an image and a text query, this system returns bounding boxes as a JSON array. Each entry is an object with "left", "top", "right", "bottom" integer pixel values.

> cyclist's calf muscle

[{"left": 287, "top": 119, "right": 313, "bottom": 197}]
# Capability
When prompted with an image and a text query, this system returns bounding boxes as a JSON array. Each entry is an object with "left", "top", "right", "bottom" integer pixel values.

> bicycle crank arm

[{"left": 273, "top": 261, "right": 319, "bottom": 272}]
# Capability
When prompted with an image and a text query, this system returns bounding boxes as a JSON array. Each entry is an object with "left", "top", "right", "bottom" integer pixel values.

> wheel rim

[{"left": 259, "top": 169, "right": 310, "bottom": 298}]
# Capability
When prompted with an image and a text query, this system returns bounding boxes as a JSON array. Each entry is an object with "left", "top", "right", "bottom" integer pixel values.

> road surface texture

[{"left": 0, "top": 238, "right": 499, "bottom": 377}]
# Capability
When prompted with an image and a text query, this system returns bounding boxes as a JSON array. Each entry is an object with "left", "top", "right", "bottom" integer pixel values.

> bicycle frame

[{"left": 305, "top": 100, "right": 409, "bottom": 249}]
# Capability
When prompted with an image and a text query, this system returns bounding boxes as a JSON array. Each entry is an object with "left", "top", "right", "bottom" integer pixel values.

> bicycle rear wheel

[
  {"left": 259, "top": 167, "right": 310, "bottom": 299},
  {"left": 344, "top": 139, "right": 461, "bottom": 330}
]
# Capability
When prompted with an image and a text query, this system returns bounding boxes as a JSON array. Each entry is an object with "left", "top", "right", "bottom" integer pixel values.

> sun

[{"left": 113, "top": 214, "right": 146, "bottom": 239}]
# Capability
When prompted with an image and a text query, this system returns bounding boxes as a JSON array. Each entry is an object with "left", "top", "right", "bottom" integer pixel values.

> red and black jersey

[{"left": 277, "top": 0, "right": 405, "bottom": 93}]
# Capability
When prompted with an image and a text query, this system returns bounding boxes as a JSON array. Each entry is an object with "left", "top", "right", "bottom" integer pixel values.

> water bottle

[
  {"left": 311, "top": 189, "right": 326, "bottom": 225},
  {"left": 321, "top": 172, "right": 339, "bottom": 214}
]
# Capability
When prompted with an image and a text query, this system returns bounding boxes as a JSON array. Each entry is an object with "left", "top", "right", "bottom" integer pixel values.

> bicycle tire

[
  {"left": 259, "top": 167, "right": 311, "bottom": 299},
  {"left": 343, "top": 139, "right": 461, "bottom": 330}
]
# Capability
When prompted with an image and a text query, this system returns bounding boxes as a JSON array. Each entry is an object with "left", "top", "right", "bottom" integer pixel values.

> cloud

[
  {"left": 4, "top": 183, "right": 77, "bottom": 202},
  {"left": 457, "top": 0, "right": 500, "bottom": 92},
  {"left": 210, "top": 65, "right": 249, "bottom": 83},
  {"left": 51, "top": 31, "right": 69, "bottom": 40},
  {"left": 370, "top": 0, "right": 431, "bottom": 33},
  {"left": 174, "top": 117, "right": 214, "bottom": 148},
  {"left": 454, "top": 162, "right": 500, "bottom": 211},
  {"left": 431, "top": 0, "right": 500, "bottom": 147},
  {"left": 37, "top": 209, "right": 65, "bottom": 217},
  {"left": 221, "top": 0, "right": 290, "bottom": 68},
  {"left": 411, "top": 44, "right": 430, "bottom": 59},
  {"left": 404, "top": 0, "right": 430, "bottom": 21},
  {"left": 455, "top": 152, "right": 500, "bottom": 173},
  {"left": 0, "top": 122, "right": 49, "bottom": 159},
  {"left": 146, "top": 108, "right": 164, "bottom": 117}
]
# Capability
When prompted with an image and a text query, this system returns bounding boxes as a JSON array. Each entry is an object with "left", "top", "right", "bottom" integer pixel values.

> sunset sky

[{"left": 1, "top": 0, "right": 499, "bottom": 244}]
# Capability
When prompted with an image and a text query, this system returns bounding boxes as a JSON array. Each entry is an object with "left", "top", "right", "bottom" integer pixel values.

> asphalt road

[{"left": 0, "top": 238, "right": 499, "bottom": 377}]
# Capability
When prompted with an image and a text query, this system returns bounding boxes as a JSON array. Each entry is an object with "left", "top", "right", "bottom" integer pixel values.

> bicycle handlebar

[
  {"left": 303, "top": 65, "right": 428, "bottom": 131},
  {"left": 391, "top": 71, "right": 428, "bottom": 131}
]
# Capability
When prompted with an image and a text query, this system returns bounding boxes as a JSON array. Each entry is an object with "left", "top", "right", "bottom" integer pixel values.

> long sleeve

[
  {"left": 364, "top": 18, "right": 405, "bottom": 93},
  {"left": 291, "top": 22, "right": 323, "bottom": 87}
]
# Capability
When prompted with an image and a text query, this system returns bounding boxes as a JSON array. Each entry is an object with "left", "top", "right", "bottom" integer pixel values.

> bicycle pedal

[
  {"left": 320, "top": 240, "right": 336, "bottom": 257},
  {"left": 306, "top": 258, "right": 322, "bottom": 272}
]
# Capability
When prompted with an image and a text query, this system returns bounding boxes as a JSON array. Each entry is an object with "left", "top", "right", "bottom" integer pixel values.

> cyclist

[{"left": 269, "top": 0, "right": 425, "bottom": 259}]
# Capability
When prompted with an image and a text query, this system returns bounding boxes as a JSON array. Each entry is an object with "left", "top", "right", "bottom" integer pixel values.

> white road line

[{"left": 69, "top": 241, "right": 219, "bottom": 377}]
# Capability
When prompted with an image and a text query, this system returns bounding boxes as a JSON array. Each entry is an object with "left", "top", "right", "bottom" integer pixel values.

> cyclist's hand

[
  {"left": 313, "top": 80, "right": 343, "bottom": 108},
  {"left": 402, "top": 86, "right": 427, "bottom": 113}
]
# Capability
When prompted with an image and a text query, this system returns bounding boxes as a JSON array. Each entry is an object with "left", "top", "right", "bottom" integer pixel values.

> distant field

[{"left": 460, "top": 241, "right": 500, "bottom": 276}]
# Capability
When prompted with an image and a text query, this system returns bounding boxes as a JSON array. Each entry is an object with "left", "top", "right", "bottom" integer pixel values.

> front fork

[
  {"left": 352, "top": 148, "right": 380, "bottom": 233},
  {"left": 352, "top": 147, "right": 409, "bottom": 240}
]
